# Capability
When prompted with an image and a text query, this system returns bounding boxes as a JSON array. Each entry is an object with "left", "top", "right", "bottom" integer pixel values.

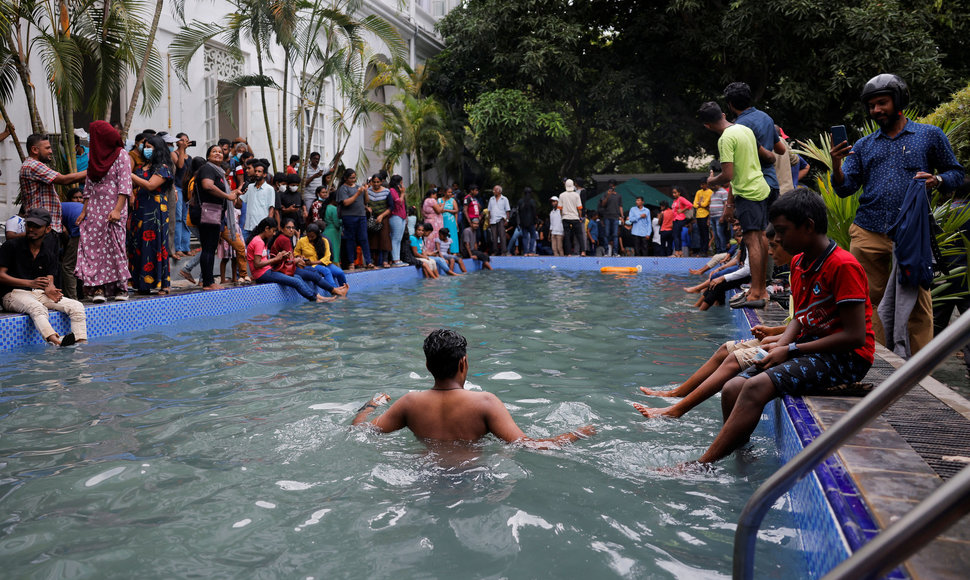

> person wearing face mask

[
  {"left": 129, "top": 133, "right": 148, "bottom": 172},
  {"left": 129, "top": 135, "right": 174, "bottom": 295},
  {"left": 286, "top": 154, "right": 300, "bottom": 175},
  {"left": 277, "top": 173, "right": 306, "bottom": 232}
]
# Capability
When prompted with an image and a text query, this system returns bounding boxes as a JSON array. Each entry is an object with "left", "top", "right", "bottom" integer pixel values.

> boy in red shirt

[{"left": 696, "top": 187, "right": 874, "bottom": 464}]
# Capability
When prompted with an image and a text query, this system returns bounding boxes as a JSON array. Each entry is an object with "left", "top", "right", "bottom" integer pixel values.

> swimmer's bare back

[{"left": 353, "top": 391, "right": 595, "bottom": 449}]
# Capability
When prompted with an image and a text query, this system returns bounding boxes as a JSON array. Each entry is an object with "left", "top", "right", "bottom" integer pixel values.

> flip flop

[{"left": 60, "top": 333, "right": 77, "bottom": 347}]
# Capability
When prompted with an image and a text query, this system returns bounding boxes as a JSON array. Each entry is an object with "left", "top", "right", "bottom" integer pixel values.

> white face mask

[
  {"left": 287, "top": 185, "right": 299, "bottom": 192},
  {"left": 278, "top": 184, "right": 287, "bottom": 192}
]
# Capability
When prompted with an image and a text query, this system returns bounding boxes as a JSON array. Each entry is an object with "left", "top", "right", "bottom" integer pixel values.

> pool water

[{"left": 0, "top": 270, "right": 807, "bottom": 578}]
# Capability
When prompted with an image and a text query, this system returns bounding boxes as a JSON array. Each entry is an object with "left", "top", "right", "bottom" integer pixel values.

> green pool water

[{"left": 0, "top": 270, "right": 807, "bottom": 579}]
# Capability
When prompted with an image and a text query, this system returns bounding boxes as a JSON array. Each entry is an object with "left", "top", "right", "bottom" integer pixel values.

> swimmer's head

[{"left": 424, "top": 329, "right": 468, "bottom": 380}]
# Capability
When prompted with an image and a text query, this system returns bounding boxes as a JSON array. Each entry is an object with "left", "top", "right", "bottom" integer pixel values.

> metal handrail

[{"left": 733, "top": 309, "right": 970, "bottom": 579}]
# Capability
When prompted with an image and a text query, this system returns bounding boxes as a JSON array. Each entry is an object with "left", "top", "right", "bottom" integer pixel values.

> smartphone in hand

[{"left": 830, "top": 125, "right": 849, "bottom": 147}]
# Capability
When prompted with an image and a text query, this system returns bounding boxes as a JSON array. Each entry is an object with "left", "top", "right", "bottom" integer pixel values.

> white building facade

[{"left": 0, "top": 0, "right": 456, "bottom": 223}]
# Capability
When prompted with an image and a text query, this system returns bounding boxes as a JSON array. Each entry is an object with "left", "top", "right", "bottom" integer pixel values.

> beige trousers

[
  {"left": 849, "top": 223, "right": 933, "bottom": 353},
  {"left": 551, "top": 234, "right": 564, "bottom": 256},
  {"left": 2, "top": 288, "right": 87, "bottom": 341}
]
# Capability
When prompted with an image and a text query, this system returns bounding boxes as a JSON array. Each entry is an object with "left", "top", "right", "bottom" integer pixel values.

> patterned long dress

[
  {"left": 76, "top": 153, "right": 132, "bottom": 295},
  {"left": 128, "top": 166, "right": 172, "bottom": 293},
  {"left": 422, "top": 196, "right": 443, "bottom": 240}
]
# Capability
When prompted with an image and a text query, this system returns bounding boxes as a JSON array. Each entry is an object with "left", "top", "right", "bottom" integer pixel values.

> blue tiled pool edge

[
  {"left": 1, "top": 257, "right": 865, "bottom": 577},
  {"left": 0, "top": 262, "right": 430, "bottom": 351}
]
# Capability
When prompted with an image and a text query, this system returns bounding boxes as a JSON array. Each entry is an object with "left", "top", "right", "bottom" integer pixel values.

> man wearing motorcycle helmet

[{"left": 830, "top": 73, "right": 963, "bottom": 354}]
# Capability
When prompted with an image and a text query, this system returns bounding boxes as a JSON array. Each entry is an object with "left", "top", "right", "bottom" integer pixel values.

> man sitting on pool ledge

[
  {"left": 692, "top": 187, "right": 874, "bottom": 464},
  {"left": 352, "top": 329, "right": 595, "bottom": 449}
]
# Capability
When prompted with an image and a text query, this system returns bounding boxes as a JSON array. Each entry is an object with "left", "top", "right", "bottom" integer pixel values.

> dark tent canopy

[{"left": 584, "top": 178, "right": 671, "bottom": 211}]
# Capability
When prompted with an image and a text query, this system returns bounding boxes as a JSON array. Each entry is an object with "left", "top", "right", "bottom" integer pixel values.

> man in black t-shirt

[{"left": 0, "top": 208, "right": 87, "bottom": 346}]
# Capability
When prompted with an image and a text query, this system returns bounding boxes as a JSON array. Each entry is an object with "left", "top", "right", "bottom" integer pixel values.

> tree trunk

[
  {"left": 120, "top": 0, "right": 163, "bottom": 140},
  {"left": 7, "top": 26, "right": 45, "bottom": 133},
  {"left": 255, "top": 41, "right": 278, "bottom": 173},
  {"left": 303, "top": 74, "right": 325, "bottom": 189},
  {"left": 282, "top": 47, "right": 289, "bottom": 169},
  {"left": 59, "top": 93, "right": 77, "bottom": 174},
  {"left": 0, "top": 102, "right": 26, "bottom": 161}
]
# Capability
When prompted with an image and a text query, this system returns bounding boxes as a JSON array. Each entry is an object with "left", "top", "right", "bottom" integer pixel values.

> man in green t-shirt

[{"left": 698, "top": 101, "right": 770, "bottom": 308}]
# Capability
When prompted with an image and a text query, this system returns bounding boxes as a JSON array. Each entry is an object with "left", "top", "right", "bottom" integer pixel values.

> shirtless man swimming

[{"left": 352, "top": 329, "right": 595, "bottom": 448}]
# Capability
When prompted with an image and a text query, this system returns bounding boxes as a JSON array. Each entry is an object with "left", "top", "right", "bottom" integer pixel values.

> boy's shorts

[
  {"left": 725, "top": 338, "right": 762, "bottom": 369},
  {"left": 734, "top": 196, "right": 767, "bottom": 233},
  {"left": 741, "top": 351, "right": 871, "bottom": 396}
]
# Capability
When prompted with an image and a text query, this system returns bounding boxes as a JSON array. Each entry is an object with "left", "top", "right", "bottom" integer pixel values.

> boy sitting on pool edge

[
  {"left": 633, "top": 223, "right": 793, "bottom": 419},
  {"left": 692, "top": 187, "right": 874, "bottom": 464},
  {"left": 352, "top": 329, "right": 595, "bottom": 449}
]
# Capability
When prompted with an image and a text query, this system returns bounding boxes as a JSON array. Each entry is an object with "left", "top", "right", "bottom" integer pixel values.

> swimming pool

[{"left": 1, "top": 267, "right": 832, "bottom": 578}]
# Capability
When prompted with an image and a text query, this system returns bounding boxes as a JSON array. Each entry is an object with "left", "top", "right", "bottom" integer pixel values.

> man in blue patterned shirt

[{"left": 831, "top": 73, "right": 964, "bottom": 353}]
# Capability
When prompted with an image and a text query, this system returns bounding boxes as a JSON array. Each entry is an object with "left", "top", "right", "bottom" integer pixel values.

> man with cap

[
  {"left": 549, "top": 196, "right": 564, "bottom": 256},
  {"left": 559, "top": 180, "right": 584, "bottom": 255},
  {"left": 831, "top": 73, "right": 964, "bottom": 354},
  {"left": 19, "top": 134, "right": 87, "bottom": 233},
  {"left": 461, "top": 217, "right": 493, "bottom": 270},
  {"left": 0, "top": 208, "right": 87, "bottom": 346}
]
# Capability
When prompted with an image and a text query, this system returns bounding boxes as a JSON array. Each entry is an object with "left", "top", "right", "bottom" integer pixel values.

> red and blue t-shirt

[{"left": 791, "top": 241, "right": 875, "bottom": 363}]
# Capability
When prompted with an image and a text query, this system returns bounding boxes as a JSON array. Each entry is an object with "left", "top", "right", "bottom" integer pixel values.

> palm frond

[{"left": 169, "top": 20, "right": 226, "bottom": 85}]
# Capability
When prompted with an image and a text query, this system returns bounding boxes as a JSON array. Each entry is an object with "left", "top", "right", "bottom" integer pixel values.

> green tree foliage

[
  {"left": 428, "top": 0, "right": 970, "bottom": 187},
  {"left": 922, "top": 84, "right": 970, "bottom": 167}
]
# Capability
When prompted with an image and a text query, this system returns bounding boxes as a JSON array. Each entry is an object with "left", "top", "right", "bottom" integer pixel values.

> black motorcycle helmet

[{"left": 860, "top": 74, "right": 909, "bottom": 112}]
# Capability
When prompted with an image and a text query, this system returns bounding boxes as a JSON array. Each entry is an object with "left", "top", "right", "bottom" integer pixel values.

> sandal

[{"left": 365, "top": 263, "right": 377, "bottom": 270}]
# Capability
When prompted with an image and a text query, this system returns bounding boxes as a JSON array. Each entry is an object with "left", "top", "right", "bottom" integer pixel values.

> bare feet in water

[
  {"left": 688, "top": 267, "right": 706, "bottom": 275},
  {"left": 632, "top": 402, "right": 682, "bottom": 419},
  {"left": 639, "top": 386, "right": 681, "bottom": 397}
]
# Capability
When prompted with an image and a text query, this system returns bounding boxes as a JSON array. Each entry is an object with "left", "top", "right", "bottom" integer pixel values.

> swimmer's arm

[
  {"left": 484, "top": 393, "right": 594, "bottom": 450},
  {"left": 352, "top": 393, "right": 402, "bottom": 431}
]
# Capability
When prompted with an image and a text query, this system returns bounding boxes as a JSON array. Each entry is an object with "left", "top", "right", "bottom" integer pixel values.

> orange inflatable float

[{"left": 600, "top": 265, "right": 642, "bottom": 274}]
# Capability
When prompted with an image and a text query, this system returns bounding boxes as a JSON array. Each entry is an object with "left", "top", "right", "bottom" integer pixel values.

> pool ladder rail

[{"left": 733, "top": 310, "right": 970, "bottom": 580}]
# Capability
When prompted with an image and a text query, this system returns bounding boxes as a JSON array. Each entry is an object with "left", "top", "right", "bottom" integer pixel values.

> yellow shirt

[
  {"left": 295, "top": 236, "right": 333, "bottom": 266},
  {"left": 693, "top": 187, "right": 712, "bottom": 218}
]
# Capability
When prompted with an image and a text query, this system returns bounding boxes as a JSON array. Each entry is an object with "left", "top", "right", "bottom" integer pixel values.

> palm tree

[
  {"left": 268, "top": 0, "right": 301, "bottom": 164},
  {"left": 291, "top": 0, "right": 405, "bottom": 190},
  {"left": 171, "top": 0, "right": 287, "bottom": 172},
  {"left": 0, "top": 0, "right": 46, "bottom": 134},
  {"left": 373, "top": 65, "right": 450, "bottom": 204},
  {"left": 121, "top": 0, "right": 165, "bottom": 140},
  {"left": 1, "top": 1, "right": 163, "bottom": 170}
]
